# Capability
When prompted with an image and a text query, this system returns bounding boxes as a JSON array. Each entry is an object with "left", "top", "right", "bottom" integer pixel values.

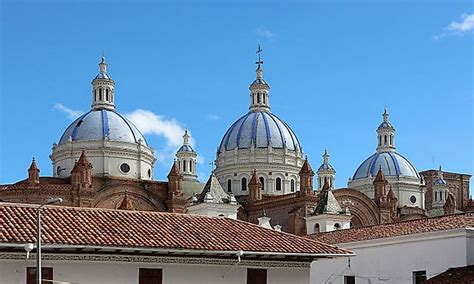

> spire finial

[
  {"left": 183, "top": 129, "right": 190, "bottom": 145},
  {"left": 256, "top": 44, "right": 263, "bottom": 66},
  {"left": 255, "top": 45, "right": 263, "bottom": 79},
  {"left": 383, "top": 108, "right": 389, "bottom": 123},
  {"left": 438, "top": 165, "right": 444, "bottom": 179},
  {"left": 99, "top": 56, "right": 107, "bottom": 74},
  {"left": 323, "top": 149, "right": 329, "bottom": 164}
]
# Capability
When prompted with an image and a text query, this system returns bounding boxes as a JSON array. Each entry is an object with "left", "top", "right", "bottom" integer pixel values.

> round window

[
  {"left": 120, "top": 163, "right": 130, "bottom": 173},
  {"left": 410, "top": 195, "right": 417, "bottom": 203}
]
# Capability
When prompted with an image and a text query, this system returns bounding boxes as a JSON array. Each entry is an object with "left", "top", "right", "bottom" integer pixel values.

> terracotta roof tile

[
  {"left": 426, "top": 265, "right": 474, "bottom": 284},
  {"left": 0, "top": 202, "right": 351, "bottom": 256},
  {"left": 309, "top": 213, "right": 474, "bottom": 244}
]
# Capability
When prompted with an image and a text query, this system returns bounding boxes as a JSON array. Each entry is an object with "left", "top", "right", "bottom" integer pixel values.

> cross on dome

[{"left": 249, "top": 45, "right": 270, "bottom": 112}]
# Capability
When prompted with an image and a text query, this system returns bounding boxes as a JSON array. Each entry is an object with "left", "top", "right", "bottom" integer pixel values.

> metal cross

[{"left": 256, "top": 44, "right": 263, "bottom": 65}]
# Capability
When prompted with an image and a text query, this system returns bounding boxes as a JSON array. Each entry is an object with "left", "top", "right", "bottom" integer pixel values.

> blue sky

[{"left": 1, "top": 1, "right": 473, "bottom": 189}]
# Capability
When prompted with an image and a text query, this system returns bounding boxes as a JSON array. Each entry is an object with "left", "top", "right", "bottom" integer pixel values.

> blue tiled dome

[
  {"left": 353, "top": 151, "right": 419, "bottom": 180},
  {"left": 58, "top": 109, "right": 147, "bottom": 146},
  {"left": 318, "top": 164, "right": 334, "bottom": 171},
  {"left": 434, "top": 178, "right": 447, "bottom": 185},
  {"left": 219, "top": 110, "right": 301, "bottom": 153},
  {"left": 178, "top": 145, "right": 195, "bottom": 153}
]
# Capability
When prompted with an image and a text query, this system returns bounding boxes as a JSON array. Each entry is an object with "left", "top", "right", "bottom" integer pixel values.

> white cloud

[
  {"left": 207, "top": 114, "right": 220, "bottom": 120},
  {"left": 434, "top": 13, "right": 474, "bottom": 40},
  {"left": 124, "top": 109, "right": 202, "bottom": 170},
  {"left": 125, "top": 109, "right": 193, "bottom": 149},
  {"left": 53, "top": 106, "right": 201, "bottom": 170},
  {"left": 447, "top": 13, "right": 474, "bottom": 33},
  {"left": 256, "top": 27, "right": 275, "bottom": 40},
  {"left": 53, "top": 103, "right": 83, "bottom": 120}
]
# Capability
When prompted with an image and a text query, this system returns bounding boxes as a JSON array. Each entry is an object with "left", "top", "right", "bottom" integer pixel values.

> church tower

[
  {"left": 249, "top": 45, "right": 270, "bottom": 112},
  {"left": 91, "top": 57, "right": 115, "bottom": 111},
  {"left": 432, "top": 166, "right": 449, "bottom": 208},
  {"left": 376, "top": 108, "right": 395, "bottom": 152},
  {"left": 317, "top": 149, "right": 336, "bottom": 190},
  {"left": 176, "top": 130, "right": 198, "bottom": 182}
]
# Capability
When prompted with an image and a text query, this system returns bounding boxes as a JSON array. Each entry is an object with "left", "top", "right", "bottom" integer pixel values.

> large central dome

[
  {"left": 214, "top": 51, "right": 304, "bottom": 196},
  {"left": 59, "top": 109, "right": 147, "bottom": 146},
  {"left": 51, "top": 57, "right": 155, "bottom": 181},
  {"left": 219, "top": 110, "right": 301, "bottom": 153}
]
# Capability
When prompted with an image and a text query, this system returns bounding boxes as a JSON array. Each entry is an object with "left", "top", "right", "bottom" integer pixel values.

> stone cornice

[{"left": 0, "top": 252, "right": 310, "bottom": 268}]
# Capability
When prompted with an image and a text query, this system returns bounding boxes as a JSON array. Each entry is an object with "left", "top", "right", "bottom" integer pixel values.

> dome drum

[
  {"left": 51, "top": 141, "right": 155, "bottom": 180},
  {"left": 215, "top": 164, "right": 301, "bottom": 196}
]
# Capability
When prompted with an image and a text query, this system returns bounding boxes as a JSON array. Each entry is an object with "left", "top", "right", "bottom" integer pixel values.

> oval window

[
  {"left": 120, "top": 163, "right": 130, "bottom": 173},
  {"left": 410, "top": 195, "right": 417, "bottom": 203}
]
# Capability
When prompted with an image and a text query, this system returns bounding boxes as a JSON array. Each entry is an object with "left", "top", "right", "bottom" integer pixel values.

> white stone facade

[
  {"left": 0, "top": 254, "right": 311, "bottom": 284},
  {"left": 215, "top": 147, "right": 303, "bottom": 196},
  {"left": 50, "top": 140, "right": 155, "bottom": 180},
  {"left": 311, "top": 228, "right": 473, "bottom": 284},
  {"left": 305, "top": 214, "right": 352, "bottom": 234},
  {"left": 349, "top": 176, "right": 425, "bottom": 209}
]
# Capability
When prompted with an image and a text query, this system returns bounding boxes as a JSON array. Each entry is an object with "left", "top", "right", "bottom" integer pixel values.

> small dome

[
  {"left": 219, "top": 110, "right": 301, "bottom": 153},
  {"left": 177, "top": 145, "right": 195, "bottom": 153},
  {"left": 353, "top": 151, "right": 419, "bottom": 180},
  {"left": 58, "top": 109, "right": 147, "bottom": 146},
  {"left": 434, "top": 178, "right": 447, "bottom": 185},
  {"left": 378, "top": 121, "right": 393, "bottom": 129},
  {"left": 94, "top": 73, "right": 112, "bottom": 80},
  {"left": 318, "top": 163, "right": 334, "bottom": 171}
]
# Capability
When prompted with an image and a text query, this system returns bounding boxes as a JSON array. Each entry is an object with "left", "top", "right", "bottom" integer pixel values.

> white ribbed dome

[
  {"left": 58, "top": 109, "right": 147, "bottom": 146},
  {"left": 218, "top": 110, "right": 301, "bottom": 153}
]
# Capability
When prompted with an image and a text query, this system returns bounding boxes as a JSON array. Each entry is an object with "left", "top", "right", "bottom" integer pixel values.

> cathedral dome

[
  {"left": 58, "top": 109, "right": 147, "bottom": 146},
  {"left": 218, "top": 110, "right": 301, "bottom": 153},
  {"left": 352, "top": 151, "right": 419, "bottom": 180}
]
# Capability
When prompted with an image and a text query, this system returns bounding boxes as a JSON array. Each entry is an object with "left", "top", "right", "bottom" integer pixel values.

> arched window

[
  {"left": 291, "top": 179, "right": 295, "bottom": 192},
  {"left": 314, "top": 223, "right": 320, "bottom": 233},
  {"left": 334, "top": 223, "right": 341, "bottom": 230},
  {"left": 241, "top": 178, "right": 247, "bottom": 191},
  {"left": 259, "top": 177, "right": 265, "bottom": 191},
  {"left": 390, "top": 135, "right": 393, "bottom": 146},
  {"left": 106, "top": 89, "right": 109, "bottom": 101},
  {"left": 257, "top": 93, "right": 261, "bottom": 104},
  {"left": 94, "top": 89, "right": 97, "bottom": 102},
  {"left": 99, "top": 88, "right": 103, "bottom": 101},
  {"left": 227, "top": 179, "right": 232, "bottom": 192},
  {"left": 189, "top": 160, "right": 192, "bottom": 173},
  {"left": 384, "top": 135, "right": 387, "bottom": 145},
  {"left": 276, "top": 178, "right": 282, "bottom": 191},
  {"left": 263, "top": 93, "right": 266, "bottom": 104},
  {"left": 183, "top": 160, "right": 187, "bottom": 172},
  {"left": 252, "top": 94, "right": 255, "bottom": 104},
  {"left": 379, "top": 135, "right": 382, "bottom": 146}
]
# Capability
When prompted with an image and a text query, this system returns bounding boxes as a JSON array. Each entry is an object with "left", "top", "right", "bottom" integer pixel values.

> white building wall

[
  {"left": 310, "top": 229, "right": 472, "bottom": 284},
  {"left": 0, "top": 258, "right": 310, "bottom": 284}
]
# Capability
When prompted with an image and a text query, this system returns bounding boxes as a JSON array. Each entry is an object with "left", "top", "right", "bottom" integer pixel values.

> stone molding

[{"left": 0, "top": 253, "right": 309, "bottom": 268}]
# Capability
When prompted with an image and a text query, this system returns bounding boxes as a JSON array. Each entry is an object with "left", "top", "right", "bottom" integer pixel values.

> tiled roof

[
  {"left": 309, "top": 213, "right": 474, "bottom": 244},
  {"left": 198, "top": 173, "right": 231, "bottom": 204},
  {"left": 425, "top": 265, "right": 474, "bottom": 284},
  {"left": 0, "top": 202, "right": 351, "bottom": 256}
]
